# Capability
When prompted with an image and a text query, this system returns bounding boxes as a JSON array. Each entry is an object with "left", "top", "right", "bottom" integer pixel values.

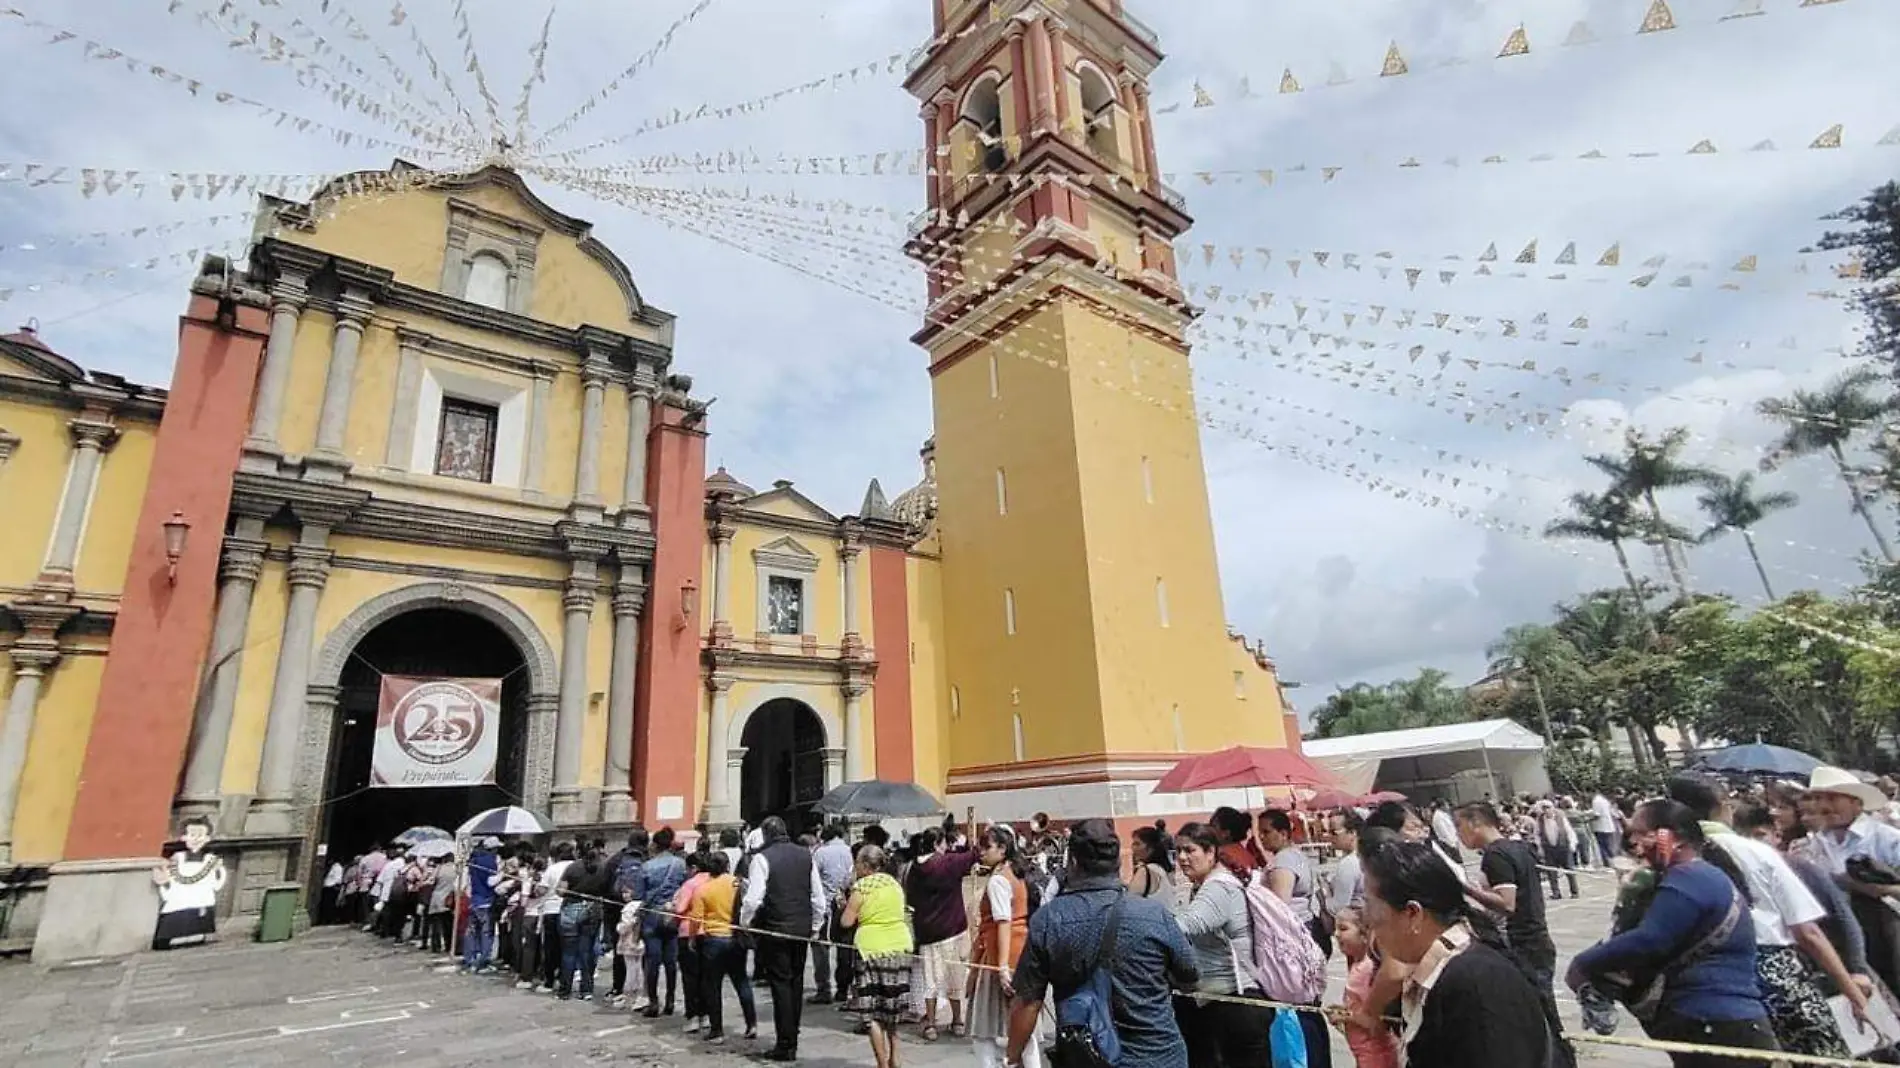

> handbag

[
  {"left": 1595, "top": 891, "right": 1743, "bottom": 1023},
  {"left": 1051, "top": 891, "right": 1126, "bottom": 1068}
]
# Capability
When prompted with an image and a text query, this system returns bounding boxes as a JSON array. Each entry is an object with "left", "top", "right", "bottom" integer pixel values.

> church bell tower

[{"left": 904, "top": 0, "right": 1290, "bottom": 817}]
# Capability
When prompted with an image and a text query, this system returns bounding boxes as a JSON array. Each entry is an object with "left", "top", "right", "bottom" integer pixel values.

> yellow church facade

[{"left": 0, "top": 0, "right": 1294, "bottom": 961}]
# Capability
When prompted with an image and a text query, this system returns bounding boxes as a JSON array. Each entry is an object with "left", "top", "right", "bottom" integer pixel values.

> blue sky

[{"left": 2, "top": 0, "right": 1897, "bottom": 709}]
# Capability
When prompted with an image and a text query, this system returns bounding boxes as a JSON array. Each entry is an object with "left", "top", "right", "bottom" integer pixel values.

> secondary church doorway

[
  {"left": 739, "top": 698, "right": 826, "bottom": 830},
  {"left": 320, "top": 606, "right": 530, "bottom": 866}
]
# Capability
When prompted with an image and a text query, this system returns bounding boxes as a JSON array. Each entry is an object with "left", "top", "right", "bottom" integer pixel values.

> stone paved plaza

[{"left": 0, "top": 867, "right": 1666, "bottom": 1067}]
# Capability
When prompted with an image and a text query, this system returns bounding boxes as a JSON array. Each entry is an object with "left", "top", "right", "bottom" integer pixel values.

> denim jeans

[
  {"left": 463, "top": 910, "right": 494, "bottom": 971},
  {"left": 560, "top": 903, "right": 602, "bottom": 996},
  {"left": 700, "top": 937, "right": 757, "bottom": 1038},
  {"left": 644, "top": 926, "right": 680, "bottom": 1008}
]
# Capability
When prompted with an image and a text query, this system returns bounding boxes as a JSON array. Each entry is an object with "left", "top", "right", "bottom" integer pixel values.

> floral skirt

[
  {"left": 1757, "top": 943, "right": 1850, "bottom": 1057},
  {"left": 848, "top": 952, "right": 912, "bottom": 1027}
]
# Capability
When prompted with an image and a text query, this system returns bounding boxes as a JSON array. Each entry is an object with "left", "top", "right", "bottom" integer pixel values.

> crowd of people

[{"left": 313, "top": 769, "right": 1900, "bottom": 1068}]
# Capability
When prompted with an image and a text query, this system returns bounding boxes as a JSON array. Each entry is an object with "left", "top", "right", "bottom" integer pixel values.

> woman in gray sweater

[{"left": 1170, "top": 823, "right": 1273, "bottom": 1068}]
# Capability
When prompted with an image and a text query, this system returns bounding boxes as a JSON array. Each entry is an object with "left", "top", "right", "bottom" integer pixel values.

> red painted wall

[
  {"left": 869, "top": 547, "right": 914, "bottom": 782},
  {"left": 64, "top": 292, "right": 268, "bottom": 861},
  {"left": 632, "top": 402, "right": 707, "bottom": 827}
]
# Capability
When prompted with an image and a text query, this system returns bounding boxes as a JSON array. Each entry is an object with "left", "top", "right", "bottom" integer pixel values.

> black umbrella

[{"left": 814, "top": 780, "right": 946, "bottom": 819}]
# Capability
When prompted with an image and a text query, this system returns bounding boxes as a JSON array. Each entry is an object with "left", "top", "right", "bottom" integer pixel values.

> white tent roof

[{"left": 1302, "top": 718, "right": 1546, "bottom": 760}]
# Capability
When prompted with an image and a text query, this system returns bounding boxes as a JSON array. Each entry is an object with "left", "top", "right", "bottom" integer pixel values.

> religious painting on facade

[
  {"left": 371, "top": 675, "right": 502, "bottom": 788},
  {"left": 434, "top": 398, "right": 497, "bottom": 482},
  {"left": 151, "top": 815, "right": 224, "bottom": 950},
  {"left": 766, "top": 575, "right": 803, "bottom": 635}
]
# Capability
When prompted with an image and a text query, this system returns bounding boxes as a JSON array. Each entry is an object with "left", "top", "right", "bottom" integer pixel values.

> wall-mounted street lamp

[
  {"left": 161, "top": 510, "right": 191, "bottom": 583},
  {"left": 676, "top": 577, "right": 699, "bottom": 631}
]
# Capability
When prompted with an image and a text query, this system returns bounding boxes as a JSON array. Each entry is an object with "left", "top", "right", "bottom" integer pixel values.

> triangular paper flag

[
  {"left": 1638, "top": 0, "right": 1677, "bottom": 33},
  {"left": 1405, "top": 268, "right": 1421, "bottom": 290},
  {"left": 1732, "top": 254, "right": 1758, "bottom": 272},
  {"left": 1479, "top": 242, "right": 1499, "bottom": 262},
  {"left": 1279, "top": 68, "right": 1301, "bottom": 93},
  {"left": 1724, "top": 0, "right": 1766, "bottom": 18},
  {"left": 1382, "top": 42, "right": 1408, "bottom": 77},
  {"left": 1476, "top": 264, "right": 1493, "bottom": 275},
  {"left": 1555, "top": 243, "right": 1577, "bottom": 265},
  {"left": 1671, "top": 275, "right": 1693, "bottom": 287},
  {"left": 1515, "top": 240, "right": 1538, "bottom": 264},
  {"left": 1597, "top": 242, "right": 1621, "bottom": 266},
  {"left": 1498, "top": 25, "right": 1530, "bottom": 58},
  {"left": 1313, "top": 252, "right": 1331, "bottom": 267},
  {"left": 1287, "top": 259, "right": 1302, "bottom": 277},
  {"left": 1810, "top": 123, "right": 1843, "bottom": 149},
  {"left": 1579, "top": 148, "right": 1606, "bottom": 160},
  {"left": 1631, "top": 272, "right": 1658, "bottom": 287},
  {"left": 1878, "top": 124, "right": 1900, "bottom": 146},
  {"left": 1688, "top": 139, "right": 1717, "bottom": 154},
  {"left": 1750, "top": 139, "right": 1777, "bottom": 151},
  {"left": 1439, "top": 270, "right": 1457, "bottom": 285},
  {"left": 1192, "top": 82, "right": 1215, "bottom": 108},
  {"left": 1643, "top": 254, "right": 1667, "bottom": 268},
  {"left": 1563, "top": 20, "right": 1597, "bottom": 45},
  {"left": 1570, "top": 316, "right": 1589, "bottom": 329}
]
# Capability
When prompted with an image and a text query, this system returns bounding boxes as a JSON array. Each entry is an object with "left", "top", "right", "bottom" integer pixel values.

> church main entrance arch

[
  {"left": 739, "top": 698, "right": 827, "bottom": 829},
  {"left": 306, "top": 583, "right": 557, "bottom": 874}
]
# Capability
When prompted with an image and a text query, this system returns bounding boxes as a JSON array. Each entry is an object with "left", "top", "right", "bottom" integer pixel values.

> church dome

[
  {"left": 889, "top": 436, "right": 937, "bottom": 530},
  {"left": 705, "top": 465, "right": 754, "bottom": 500}
]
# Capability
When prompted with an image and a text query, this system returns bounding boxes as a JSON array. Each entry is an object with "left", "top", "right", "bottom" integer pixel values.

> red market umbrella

[
  {"left": 1361, "top": 790, "right": 1408, "bottom": 805},
  {"left": 1152, "top": 746, "right": 1339, "bottom": 793}
]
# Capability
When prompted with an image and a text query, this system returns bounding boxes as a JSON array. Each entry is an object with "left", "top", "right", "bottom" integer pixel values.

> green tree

[
  {"left": 1695, "top": 472, "right": 1799, "bottom": 600},
  {"left": 1816, "top": 182, "right": 1900, "bottom": 378},
  {"left": 1759, "top": 364, "right": 1896, "bottom": 561},
  {"left": 1544, "top": 491, "right": 1667, "bottom": 645},
  {"left": 1585, "top": 427, "right": 1719, "bottom": 598},
  {"left": 1309, "top": 668, "right": 1475, "bottom": 740},
  {"left": 1483, "top": 623, "right": 1585, "bottom": 744},
  {"left": 1550, "top": 592, "right": 1660, "bottom": 765}
]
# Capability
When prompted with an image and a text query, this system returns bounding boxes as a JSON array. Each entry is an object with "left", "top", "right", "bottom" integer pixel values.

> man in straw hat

[{"left": 1807, "top": 765, "right": 1900, "bottom": 995}]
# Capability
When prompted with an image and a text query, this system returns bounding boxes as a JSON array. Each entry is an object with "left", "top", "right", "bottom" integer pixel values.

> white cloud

[{"left": 1, "top": 0, "right": 1896, "bottom": 708}]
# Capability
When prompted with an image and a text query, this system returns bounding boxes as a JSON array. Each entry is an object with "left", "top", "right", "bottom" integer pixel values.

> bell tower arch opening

[{"left": 960, "top": 72, "right": 1008, "bottom": 174}]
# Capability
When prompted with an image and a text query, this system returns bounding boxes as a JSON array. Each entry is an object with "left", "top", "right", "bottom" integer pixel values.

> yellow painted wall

[
  {"left": 5, "top": 648, "right": 106, "bottom": 862},
  {"left": 721, "top": 521, "right": 849, "bottom": 645},
  {"left": 277, "top": 306, "right": 336, "bottom": 460},
  {"left": 339, "top": 321, "right": 400, "bottom": 470},
  {"left": 932, "top": 302, "right": 1108, "bottom": 771},
  {"left": 0, "top": 396, "right": 69, "bottom": 590}
]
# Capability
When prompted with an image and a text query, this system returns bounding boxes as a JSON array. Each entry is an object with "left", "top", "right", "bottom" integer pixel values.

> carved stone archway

[{"left": 299, "top": 582, "right": 560, "bottom": 822}]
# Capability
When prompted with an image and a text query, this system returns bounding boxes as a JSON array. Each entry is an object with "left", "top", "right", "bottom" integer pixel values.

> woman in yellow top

[
  {"left": 686, "top": 852, "right": 757, "bottom": 1044},
  {"left": 843, "top": 844, "right": 913, "bottom": 1068}
]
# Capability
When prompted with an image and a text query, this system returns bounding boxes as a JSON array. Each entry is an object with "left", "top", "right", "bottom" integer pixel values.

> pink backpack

[{"left": 1239, "top": 873, "right": 1327, "bottom": 1004}]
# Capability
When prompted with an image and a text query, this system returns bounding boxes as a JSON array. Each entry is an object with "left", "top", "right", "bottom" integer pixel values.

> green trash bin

[{"left": 256, "top": 883, "right": 301, "bottom": 943}]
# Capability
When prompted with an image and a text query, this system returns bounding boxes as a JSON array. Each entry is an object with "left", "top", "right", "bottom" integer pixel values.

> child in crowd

[
  {"left": 1334, "top": 907, "right": 1400, "bottom": 1068},
  {"left": 616, "top": 898, "right": 648, "bottom": 1011}
]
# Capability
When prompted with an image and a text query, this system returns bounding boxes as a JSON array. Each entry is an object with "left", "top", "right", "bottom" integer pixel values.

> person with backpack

[
  {"left": 606, "top": 828, "right": 650, "bottom": 1006},
  {"left": 1005, "top": 819, "right": 1198, "bottom": 1068},
  {"left": 1168, "top": 823, "right": 1273, "bottom": 1068}
]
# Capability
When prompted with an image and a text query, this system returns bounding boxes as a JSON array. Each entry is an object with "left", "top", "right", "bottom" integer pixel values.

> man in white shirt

[
  {"left": 1672, "top": 776, "right": 1868, "bottom": 1057},
  {"left": 1589, "top": 792, "right": 1620, "bottom": 867},
  {"left": 1429, "top": 801, "right": 1463, "bottom": 863},
  {"left": 1807, "top": 765, "right": 1900, "bottom": 998},
  {"left": 740, "top": 817, "right": 827, "bottom": 1061}
]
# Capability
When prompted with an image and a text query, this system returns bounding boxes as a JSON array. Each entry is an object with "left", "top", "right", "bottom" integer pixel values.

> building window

[
  {"left": 463, "top": 252, "right": 511, "bottom": 310},
  {"left": 1012, "top": 712, "right": 1026, "bottom": 761},
  {"left": 996, "top": 467, "right": 1008, "bottom": 516},
  {"left": 1234, "top": 671, "right": 1247, "bottom": 699},
  {"left": 434, "top": 398, "right": 499, "bottom": 482},
  {"left": 766, "top": 575, "right": 805, "bottom": 635},
  {"left": 1141, "top": 456, "right": 1154, "bottom": 503},
  {"left": 988, "top": 354, "right": 1000, "bottom": 399},
  {"left": 1078, "top": 64, "right": 1121, "bottom": 164},
  {"left": 1156, "top": 578, "right": 1170, "bottom": 628},
  {"left": 1004, "top": 588, "right": 1017, "bottom": 636}
]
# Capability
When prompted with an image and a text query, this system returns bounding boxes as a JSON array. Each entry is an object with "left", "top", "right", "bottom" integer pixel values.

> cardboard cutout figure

[{"left": 151, "top": 815, "right": 224, "bottom": 950}]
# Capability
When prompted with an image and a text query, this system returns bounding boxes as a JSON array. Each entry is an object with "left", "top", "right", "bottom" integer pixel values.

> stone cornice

[
  {"left": 0, "top": 372, "right": 166, "bottom": 422},
  {"left": 702, "top": 646, "right": 881, "bottom": 678}
]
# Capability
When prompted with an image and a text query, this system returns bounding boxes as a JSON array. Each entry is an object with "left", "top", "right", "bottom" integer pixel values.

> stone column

[
  {"left": 842, "top": 679, "right": 868, "bottom": 783},
  {"left": 525, "top": 362, "right": 553, "bottom": 497},
  {"left": 1024, "top": 13, "right": 1058, "bottom": 136},
  {"left": 0, "top": 642, "right": 59, "bottom": 863},
  {"left": 601, "top": 574, "right": 644, "bottom": 824},
  {"left": 822, "top": 747, "right": 846, "bottom": 792},
  {"left": 710, "top": 520, "right": 735, "bottom": 645},
  {"left": 840, "top": 535, "right": 863, "bottom": 656},
  {"left": 311, "top": 297, "right": 372, "bottom": 464},
  {"left": 621, "top": 385, "right": 652, "bottom": 510},
  {"left": 1130, "top": 80, "right": 1160, "bottom": 187},
  {"left": 931, "top": 91, "right": 956, "bottom": 204},
  {"left": 923, "top": 102, "right": 943, "bottom": 213},
  {"left": 246, "top": 280, "right": 306, "bottom": 453},
  {"left": 1005, "top": 21, "right": 1032, "bottom": 149},
  {"left": 573, "top": 357, "right": 610, "bottom": 512},
  {"left": 247, "top": 538, "right": 332, "bottom": 835},
  {"left": 551, "top": 563, "right": 597, "bottom": 824},
  {"left": 39, "top": 416, "right": 118, "bottom": 584},
  {"left": 176, "top": 529, "right": 268, "bottom": 822},
  {"left": 703, "top": 674, "right": 736, "bottom": 824}
]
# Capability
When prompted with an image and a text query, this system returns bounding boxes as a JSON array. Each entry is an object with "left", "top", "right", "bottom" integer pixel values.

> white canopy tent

[{"left": 1302, "top": 719, "right": 1551, "bottom": 803}]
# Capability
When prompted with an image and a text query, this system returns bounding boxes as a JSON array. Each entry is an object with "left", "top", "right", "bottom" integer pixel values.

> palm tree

[
  {"left": 1695, "top": 472, "right": 1799, "bottom": 601},
  {"left": 1552, "top": 593, "right": 1662, "bottom": 767},
  {"left": 1484, "top": 624, "right": 1583, "bottom": 744},
  {"left": 1759, "top": 364, "right": 1897, "bottom": 561},
  {"left": 1544, "top": 491, "right": 1666, "bottom": 643},
  {"left": 1585, "top": 428, "right": 1720, "bottom": 598}
]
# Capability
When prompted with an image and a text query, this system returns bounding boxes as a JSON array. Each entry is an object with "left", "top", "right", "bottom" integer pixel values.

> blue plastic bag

[{"left": 1269, "top": 1007, "right": 1309, "bottom": 1068}]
